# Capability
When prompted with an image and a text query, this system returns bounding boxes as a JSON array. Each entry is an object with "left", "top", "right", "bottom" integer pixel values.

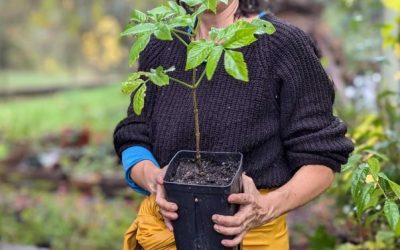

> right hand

[
  {"left": 155, "top": 166, "right": 179, "bottom": 231},
  {"left": 131, "top": 161, "right": 179, "bottom": 231}
]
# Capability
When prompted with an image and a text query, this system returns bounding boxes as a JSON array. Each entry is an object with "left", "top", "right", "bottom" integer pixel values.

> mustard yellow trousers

[{"left": 124, "top": 190, "right": 289, "bottom": 250}]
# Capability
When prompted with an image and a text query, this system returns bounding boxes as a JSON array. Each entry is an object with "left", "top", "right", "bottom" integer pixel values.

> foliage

[
  {"left": 323, "top": 0, "right": 383, "bottom": 76},
  {"left": 0, "top": 85, "right": 126, "bottom": 141},
  {"left": 312, "top": 91, "right": 400, "bottom": 249},
  {"left": 309, "top": 225, "right": 337, "bottom": 250},
  {"left": 120, "top": 0, "right": 276, "bottom": 115},
  {"left": 0, "top": 185, "right": 137, "bottom": 250},
  {"left": 0, "top": 0, "right": 156, "bottom": 73}
]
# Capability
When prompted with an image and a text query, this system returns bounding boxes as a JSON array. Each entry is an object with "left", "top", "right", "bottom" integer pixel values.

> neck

[{"left": 196, "top": 0, "right": 239, "bottom": 39}]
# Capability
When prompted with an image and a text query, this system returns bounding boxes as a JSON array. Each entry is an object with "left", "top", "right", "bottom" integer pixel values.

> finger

[
  {"left": 214, "top": 223, "right": 245, "bottom": 236},
  {"left": 160, "top": 208, "right": 178, "bottom": 220},
  {"left": 164, "top": 217, "right": 174, "bottom": 231},
  {"left": 227, "top": 193, "right": 254, "bottom": 205},
  {"left": 242, "top": 174, "right": 256, "bottom": 192},
  {"left": 221, "top": 230, "right": 246, "bottom": 247},
  {"left": 156, "top": 165, "right": 169, "bottom": 185},
  {"left": 156, "top": 195, "right": 178, "bottom": 212},
  {"left": 156, "top": 186, "right": 178, "bottom": 212},
  {"left": 212, "top": 209, "right": 247, "bottom": 227},
  {"left": 156, "top": 174, "right": 164, "bottom": 185}
]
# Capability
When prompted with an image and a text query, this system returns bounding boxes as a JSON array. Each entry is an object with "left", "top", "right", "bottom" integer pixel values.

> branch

[
  {"left": 193, "top": 69, "right": 206, "bottom": 89},
  {"left": 172, "top": 31, "right": 188, "bottom": 47},
  {"left": 170, "top": 77, "right": 193, "bottom": 89},
  {"left": 172, "top": 29, "right": 192, "bottom": 36}
]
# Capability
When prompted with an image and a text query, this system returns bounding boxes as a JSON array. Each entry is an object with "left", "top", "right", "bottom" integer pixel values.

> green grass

[
  {"left": 0, "top": 84, "right": 129, "bottom": 141},
  {"left": 0, "top": 70, "right": 81, "bottom": 89},
  {"left": 0, "top": 70, "right": 122, "bottom": 90}
]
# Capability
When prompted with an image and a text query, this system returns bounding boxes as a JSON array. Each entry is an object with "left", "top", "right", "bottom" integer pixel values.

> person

[{"left": 113, "top": 0, "right": 354, "bottom": 249}]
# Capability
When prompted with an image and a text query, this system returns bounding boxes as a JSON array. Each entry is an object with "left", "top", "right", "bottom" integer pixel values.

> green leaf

[
  {"left": 192, "top": 4, "right": 208, "bottom": 18},
  {"left": 181, "top": 0, "right": 203, "bottom": 7},
  {"left": 224, "top": 50, "right": 248, "bottom": 82},
  {"left": 223, "top": 30, "right": 257, "bottom": 49},
  {"left": 168, "top": 15, "right": 194, "bottom": 28},
  {"left": 209, "top": 27, "right": 224, "bottom": 41},
  {"left": 384, "top": 200, "right": 400, "bottom": 231},
  {"left": 154, "top": 23, "right": 173, "bottom": 40},
  {"left": 221, "top": 21, "right": 258, "bottom": 49},
  {"left": 351, "top": 163, "right": 368, "bottom": 199},
  {"left": 375, "top": 230, "right": 395, "bottom": 244},
  {"left": 122, "top": 79, "right": 144, "bottom": 95},
  {"left": 251, "top": 19, "right": 276, "bottom": 35},
  {"left": 168, "top": 1, "right": 186, "bottom": 15},
  {"left": 206, "top": 46, "right": 223, "bottom": 80},
  {"left": 133, "top": 84, "right": 147, "bottom": 115},
  {"left": 368, "top": 158, "right": 380, "bottom": 179},
  {"left": 147, "top": 5, "right": 173, "bottom": 17},
  {"left": 205, "top": 0, "right": 217, "bottom": 13},
  {"left": 221, "top": 20, "right": 256, "bottom": 42},
  {"left": 341, "top": 154, "right": 362, "bottom": 172},
  {"left": 355, "top": 184, "right": 374, "bottom": 218},
  {"left": 131, "top": 10, "right": 147, "bottom": 22},
  {"left": 121, "top": 23, "right": 157, "bottom": 37},
  {"left": 149, "top": 66, "right": 170, "bottom": 86},
  {"left": 388, "top": 180, "right": 400, "bottom": 199},
  {"left": 129, "top": 34, "right": 151, "bottom": 66},
  {"left": 364, "top": 149, "right": 389, "bottom": 162},
  {"left": 185, "top": 40, "right": 213, "bottom": 70},
  {"left": 378, "top": 173, "right": 400, "bottom": 199}
]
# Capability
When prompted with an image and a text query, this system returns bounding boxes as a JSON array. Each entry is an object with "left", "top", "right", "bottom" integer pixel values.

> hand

[
  {"left": 212, "top": 174, "right": 276, "bottom": 247},
  {"left": 155, "top": 166, "right": 179, "bottom": 231}
]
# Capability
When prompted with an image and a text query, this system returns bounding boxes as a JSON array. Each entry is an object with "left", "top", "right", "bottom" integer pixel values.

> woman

[{"left": 113, "top": 0, "right": 354, "bottom": 249}]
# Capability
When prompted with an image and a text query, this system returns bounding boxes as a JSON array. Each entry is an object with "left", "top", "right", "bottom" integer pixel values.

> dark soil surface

[{"left": 167, "top": 157, "right": 239, "bottom": 186}]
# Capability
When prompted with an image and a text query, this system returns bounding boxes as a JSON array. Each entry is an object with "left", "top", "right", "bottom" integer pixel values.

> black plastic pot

[{"left": 164, "top": 150, "right": 243, "bottom": 250}]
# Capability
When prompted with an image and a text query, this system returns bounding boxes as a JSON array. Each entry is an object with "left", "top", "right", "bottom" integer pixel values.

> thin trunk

[{"left": 192, "top": 68, "right": 202, "bottom": 171}]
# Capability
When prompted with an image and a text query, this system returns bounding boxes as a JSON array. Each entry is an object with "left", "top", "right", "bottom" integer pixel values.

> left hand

[{"left": 212, "top": 174, "right": 277, "bottom": 247}]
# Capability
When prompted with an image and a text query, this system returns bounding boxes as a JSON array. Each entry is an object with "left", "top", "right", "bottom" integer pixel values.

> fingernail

[{"left": 212, "top": 215, "right": 217, "bottom": 221}]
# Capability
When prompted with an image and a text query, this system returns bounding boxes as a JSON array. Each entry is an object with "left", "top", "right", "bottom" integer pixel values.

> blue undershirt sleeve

[{"left": 121, "top": 146, "right": 160, "bottom": 196}]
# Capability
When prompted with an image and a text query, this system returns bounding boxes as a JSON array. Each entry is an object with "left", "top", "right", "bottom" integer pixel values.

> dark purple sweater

[{"left": 113, "top": 14, "right": 354, "bottom": 188}]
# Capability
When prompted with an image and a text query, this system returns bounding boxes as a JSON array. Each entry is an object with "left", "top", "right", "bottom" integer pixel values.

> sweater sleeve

[
  {"left": 271, "top": 25, "right": 354, "bottom": 173},
  {"left": 113, "top": 37, "right": 161, "bottom": 159}
]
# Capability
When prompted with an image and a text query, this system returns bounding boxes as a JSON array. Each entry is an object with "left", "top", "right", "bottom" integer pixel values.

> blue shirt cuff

[{"left": 122, "top": 146, "right": 160, "bottom": 195}]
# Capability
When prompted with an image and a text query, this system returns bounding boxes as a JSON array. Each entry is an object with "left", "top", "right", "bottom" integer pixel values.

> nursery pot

[{"left": 164, "top": 150, "right": 243, "bottom": 250}]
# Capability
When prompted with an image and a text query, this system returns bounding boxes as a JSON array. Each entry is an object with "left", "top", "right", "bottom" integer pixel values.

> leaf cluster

[{"left": 120, "top": 0, "right": 276, "bottom": 115}]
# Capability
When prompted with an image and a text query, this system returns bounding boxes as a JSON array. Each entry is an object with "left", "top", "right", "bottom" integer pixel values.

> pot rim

[{"left": 163, "top": 150, "right": 243, "bottom": 188}]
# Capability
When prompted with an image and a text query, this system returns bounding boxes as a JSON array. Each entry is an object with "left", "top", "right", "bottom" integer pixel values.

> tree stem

[
  {"left": 194, "top": 69, "right": 206, "bottom": 89},
  {"left": 170, "top": 77, "right": 193, "bottom": 89},
  {"left": 172, "top": 29, "right": 192, "bottom": 37},
  {"left": 192, "top": 68, "right": 202, "bottom": 170},
  {"left": 172, "top": 31, "right": 188, "bottom": 47}
]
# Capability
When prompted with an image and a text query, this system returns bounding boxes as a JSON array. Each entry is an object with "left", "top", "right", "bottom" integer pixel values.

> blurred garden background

[{"left": 0, "top": 0, "right": 399, "bottom": 249}]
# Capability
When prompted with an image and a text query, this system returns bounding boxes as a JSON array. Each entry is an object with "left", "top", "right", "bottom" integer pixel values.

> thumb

[
  {"left": 156, "top": 174, "right": 164, "bottom": 185},
  {"left": 156, "top": 165, "right": 169, "bottom": 185}
]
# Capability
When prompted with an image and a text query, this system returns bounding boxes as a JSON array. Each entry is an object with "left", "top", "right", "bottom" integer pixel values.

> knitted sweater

[{"left": 113, "top": 14, "right": 354, "bottom": 188}]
